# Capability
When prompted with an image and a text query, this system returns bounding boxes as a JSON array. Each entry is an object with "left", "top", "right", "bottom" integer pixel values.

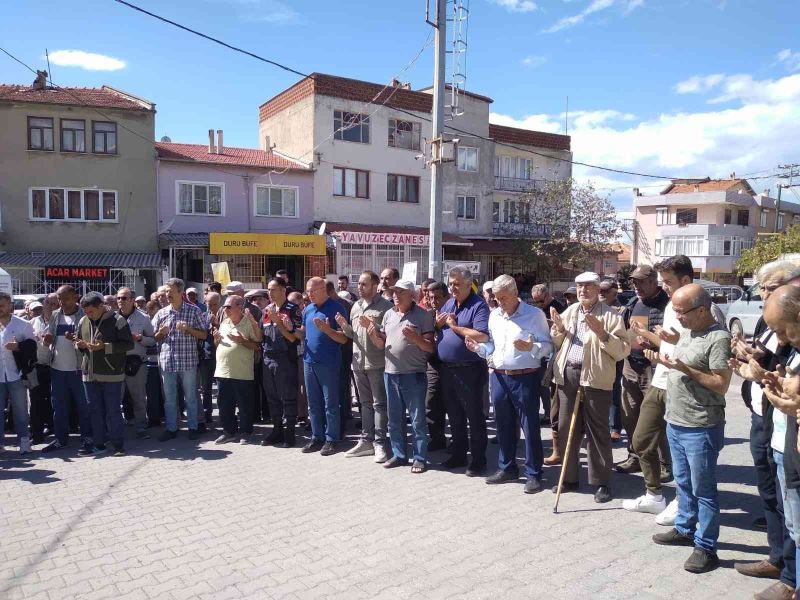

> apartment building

[{"left": 633, "top": 177, "right": 800, "bottom": 282}]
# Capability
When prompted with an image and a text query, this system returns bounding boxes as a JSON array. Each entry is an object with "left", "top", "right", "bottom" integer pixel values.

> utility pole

[
  {"left": 427, "top": 0, "right": 446, "bottom": 280},
  {"left": 774, "top": 163, "right": 800, "bottom": 233}
]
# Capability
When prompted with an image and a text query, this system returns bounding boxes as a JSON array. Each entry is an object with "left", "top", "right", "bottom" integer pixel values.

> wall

[
  {"left": 0, "top": 102, "right": 157, "bottom": 252},
  {"left": 259, "top": 94, "right": 315, "bottom": 161},
  {"left": 157, "top": 161, "right": 314, "bottom": 234}
]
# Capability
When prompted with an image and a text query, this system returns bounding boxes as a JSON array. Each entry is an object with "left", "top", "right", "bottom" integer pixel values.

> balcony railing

[
  {"left": 492, "top": 222, "right": 560, "bottom": 238},
  {"left": 494, "top": 176, "right": 544, "bottom": 193}
]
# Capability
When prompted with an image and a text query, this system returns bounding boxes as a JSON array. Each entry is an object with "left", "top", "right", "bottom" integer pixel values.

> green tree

[{"left": 737, "top": 225, "right": 800, "bottom": 275}]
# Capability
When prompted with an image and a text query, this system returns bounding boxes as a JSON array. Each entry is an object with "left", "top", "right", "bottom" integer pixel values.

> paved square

[{"left": 0, "top": 377, "right": 771, "bottom": 599}]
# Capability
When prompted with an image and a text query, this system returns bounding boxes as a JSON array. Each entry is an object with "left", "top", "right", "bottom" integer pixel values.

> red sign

[
  {"left": 45, "top": 266, "right": 110, "bottom": 280},
  {"left": 337, "top": 231, "right": 429, "bottom": 246}
]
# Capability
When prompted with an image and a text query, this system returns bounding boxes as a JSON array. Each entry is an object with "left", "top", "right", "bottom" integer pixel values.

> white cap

[
  {"left": 390, "top": 280, "right": 416, "bottom": 292},
  {"left": 226, "top": 281, "right": 245, "bottom": 292},
  {"left": 28, "top": 301, "right": 43, "bottom": 310},
  {"left": 482, "top": 281, "right": 493, "bottom": 293},
  {"left": 135, "top": 296, "right": 146, "bottom": 302},
  {"left": 186, "top": 287, "right": 198, "bottom": 295},
  {"left": 575, "top": 271, "right": 600, "bottom": 285}
]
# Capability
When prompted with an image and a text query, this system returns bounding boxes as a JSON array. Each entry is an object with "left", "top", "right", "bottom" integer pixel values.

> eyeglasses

[
  {"left": 223, "top": 305, "right": 235, "bottom": 310},
  {"left": 673, "top": 305, "right": 702, "bottom": 317},
  {"left": 117, "top": 296, "right": 131, "bottom": 301}
]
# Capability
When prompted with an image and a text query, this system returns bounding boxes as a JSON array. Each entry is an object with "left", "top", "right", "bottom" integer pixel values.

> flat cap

[
  {"left": 574, "top": 272, "right": 600, "bottom": 285},
  {"left": 630, "top": 265, "right": 657, "bottom": 280}
]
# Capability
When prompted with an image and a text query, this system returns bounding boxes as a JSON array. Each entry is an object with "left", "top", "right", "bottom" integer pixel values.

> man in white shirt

[{"left": 0, "top": 291, "right": 35, "bottom": 453}]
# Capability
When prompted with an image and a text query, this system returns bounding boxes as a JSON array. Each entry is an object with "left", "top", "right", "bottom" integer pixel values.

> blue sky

[{"left": 2, "top": 0, "right": 799, "bottom": 217}]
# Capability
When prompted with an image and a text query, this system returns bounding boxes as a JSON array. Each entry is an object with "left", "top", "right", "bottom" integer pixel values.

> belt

[{"left": 494, "top": 368, "right": 538, "bottom": 376}]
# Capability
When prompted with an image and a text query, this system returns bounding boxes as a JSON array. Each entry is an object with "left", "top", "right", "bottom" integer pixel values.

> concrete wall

[
  {"left": 0, "top": 102, "right": 157, "bottom": 252},
  {"left": 157, "top": 161, "right": 314, "bottom": 234},
  {"left": 259, "top": 94, "right": 315, "bottom": 161}
]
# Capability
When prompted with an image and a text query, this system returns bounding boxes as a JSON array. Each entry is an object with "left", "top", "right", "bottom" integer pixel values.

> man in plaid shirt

[{"left": 153, "top": 278, "right": 207, "bottom": 441}]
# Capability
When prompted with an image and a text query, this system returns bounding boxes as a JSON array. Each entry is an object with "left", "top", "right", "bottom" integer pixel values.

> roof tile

[
  {"left": 489, "top": 124, "right": 571, "bottom": 152},
  {"left": 0, "top": 84, "right": 152, "bottom": 111},
  {"left": 155, "top": 142, "right": 310, "bottom": 170}
]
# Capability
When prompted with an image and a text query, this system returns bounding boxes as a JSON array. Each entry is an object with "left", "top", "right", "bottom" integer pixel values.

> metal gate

[{"left": 7, "top": 266, "right": 136, "bottom": 296}]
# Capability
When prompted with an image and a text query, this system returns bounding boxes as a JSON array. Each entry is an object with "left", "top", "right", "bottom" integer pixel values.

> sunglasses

[{"left": 117, "top": 296, "right": 131, "bottom": 301}]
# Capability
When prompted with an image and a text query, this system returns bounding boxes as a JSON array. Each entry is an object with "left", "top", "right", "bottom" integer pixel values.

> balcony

[
  {"left": 494, "top": 176, "right": 543, "bottom": 193},
  {"left": 492, "top": 222, "right": 557, "bottom": 238}
]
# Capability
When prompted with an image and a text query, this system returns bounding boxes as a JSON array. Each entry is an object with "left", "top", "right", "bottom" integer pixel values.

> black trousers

[
  {"left": 218, "top": 377, "right": 253, "bottom": 435},
  {"left": 425, "top": 362, "right": 446, "bottom": 442},
  {"left": 442, "top": 362, "right": 488, "bottom": 465},
  {"left": 29, "top": 364, "right": 53, "bottom": 440},
  {"left": 263, "top": 354, "right": 299, "bottom": 424}
]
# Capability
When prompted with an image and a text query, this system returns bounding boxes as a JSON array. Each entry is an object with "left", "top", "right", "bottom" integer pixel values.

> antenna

[
  {"left": 445, "top": 0, "right": 469, "bottom": 120},
  {"left": 45, "top": 49, "right": 51, "bottom": 84}
]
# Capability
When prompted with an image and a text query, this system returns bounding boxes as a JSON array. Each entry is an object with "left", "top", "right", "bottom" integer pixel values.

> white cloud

[
  {"left": 777, "top": 48, "right": 800, "bottom": 72},
  {"left": 490, "top": 0, "right": 538, "bottom": 12},
  {"left": 676, "top": 72, "right": 800, "bottom": 105},
  {"left": 490, "top": 71, "right": 800, "bottom": 208},
  {"left": 213, "top": 0, "right": 303, "bottom": 24},
  {"left": 521, "top": 55, "right": 547, "bottom": 68},
  {"left": 542, "top": 0, "right": 641, "bottom": 33},
  {"left": 674, "top": 74, "right": 725, "bottom": 94},
  {"left": 47, "top": 50, "right": 126, "bottom": 72}
]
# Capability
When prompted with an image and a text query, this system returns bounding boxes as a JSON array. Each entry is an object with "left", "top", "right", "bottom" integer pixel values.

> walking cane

[{"left": 553, "top": 385, "right": 584, "bottom": 514}]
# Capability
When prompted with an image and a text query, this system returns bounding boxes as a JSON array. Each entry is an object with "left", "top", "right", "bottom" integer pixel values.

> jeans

[
  {"left": 353, "top": 369, "right": 387, "bottom": 443},
  {"left": 162, "top": 368, "right": 199, "bottom": 432},
  {"left": 198, "top": 358, "right": 216, "bottom": 423},
  {"left": 492, "top": 370, "right": 544, "bottom": 480},
  {"left": 84, "top": 381, "right": 124, "bottom": 449},
  {"left": 51, "top": 369, "right": 92, "bottom": 445},
  {"left": 0, "top": 378, "right": 30, "bottom": 443},
  {"left": 667, "top": 422, "right": 724, "bottom": 552},
  {"left": 385, "top": 371, "right": 428, "bottom": 462},
  {"left": 217, "top": 377, "right": 253, "bottom": 435},
  {"left": 145, "top": 362, "right": 164, "bottom": 425},
  {"left": 774, "top": 451, "right": 800, "bottom": 592},
  {"left": 304, "top": 362, "right": 340, "bottom": 442}
]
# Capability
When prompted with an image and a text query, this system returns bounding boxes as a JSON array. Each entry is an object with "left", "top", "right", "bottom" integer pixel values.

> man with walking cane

[{"left": 550, "top": 272, "right": 630, "bottom": 504}]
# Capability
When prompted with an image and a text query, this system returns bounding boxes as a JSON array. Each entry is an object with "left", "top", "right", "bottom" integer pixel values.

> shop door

[{"left": 267, "top": 256, "right": 303, "bottom": 289}]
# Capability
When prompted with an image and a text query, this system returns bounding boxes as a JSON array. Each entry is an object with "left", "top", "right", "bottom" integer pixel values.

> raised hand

[
  {"left": 550, "top": 308, "right": 564, "bottom": 333},
  {"left": 584, "top": 314, "right": 607, "bottom": 339},
  {"left": 334, "top": 312, "right": 348, "bottom": 329},
  {"left": 654, "top": 325, "right": 680, "bottom": 345},
  {"left": 358, "top": 315, "right": 372, "bottom": 328},
  {"left": 464, "top": 337, "right": 481, "bottom": 353},
  {"left": 313, "top": 316, "right": 329, "bottom": 331},
  {"left": 435, "top": 312, "right": 449, "bottom": 329},
  {"left": 513, "top": 334, "right": 534, "bottom": 352},
  {"left": 444, "top": 314, "right": 458, "bottom": 329}
]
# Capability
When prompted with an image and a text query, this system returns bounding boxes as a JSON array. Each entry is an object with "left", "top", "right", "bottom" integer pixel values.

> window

[
  {"left": 457, "top": 147, "right": 478, "bottom": 172},
  {"left": 737, "top": 209, "right": 750, "bottom": 226},
  {"left": 708, "top": 235, "right": 753, "bottom": 256},
  {"left": 761, "top": 209, "right": 769, "bottom": 228},
  {"left": 334, "top": 110, "right": 370, "bottom": 144},
  {"left": 387, "top": 174, "right": 420, "bottom": 203},
  {"left": 656, "top": 207, "right": 668, "bottom": 225},
  {"left": 28, "top": 117, "right": 54, "bottom": 150},
  {"left": 494, "top": 155, "right": 532, "bottom": 179},
  {"left": 675, "top": 208, "right": 697, "bottom": 224},
  {"left": 61, "top": 119, "right": 85, "bottom": 152},
  {"left": 654, "top": 239, "right": 662, "bottom": 255},
  {"left": 457, "top": 196, "right": 476, "bottom": 220},
  {"left": 333, "top": 167, "right": 369, "bottom": 199},
  {"left": 255, "top": 185, "right": 298, "bottom": 217},
  {"left": 92, "top": 121, "right": 117, "bottom": 154},
  {"left": 660, "top": 235, "right": 705, "bottom": 256},
  {"left": 724, "top": 209, "right": 731, "bottom": 224},
  {"left": 778, "top": 212, "right": 785, "bottom": 230},
  {"left": 388, "top": 119, "right": 421, "bottom": 150},
  {"left": 177, "top": 182, "right": 224, "bottom": 216},
  {"left": 29, "top": 187, "right": 118, "bottom": 222},
  {"left": 492, "top": 201, "right": 500, "bottom": 223}
]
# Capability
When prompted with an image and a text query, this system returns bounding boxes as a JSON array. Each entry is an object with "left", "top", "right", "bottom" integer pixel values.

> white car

[{"left": 725, "top": 284, "right": 763, "bottom": 338}]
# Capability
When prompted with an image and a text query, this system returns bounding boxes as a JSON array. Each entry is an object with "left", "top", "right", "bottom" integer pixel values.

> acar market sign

[{"left": 46, "top": 266, "right": 109, "bottom": 280}]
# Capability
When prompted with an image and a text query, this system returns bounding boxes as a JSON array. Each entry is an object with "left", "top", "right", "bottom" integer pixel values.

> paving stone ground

[{"left": 0, "top": 376, "right": 774, "bottom": 599}]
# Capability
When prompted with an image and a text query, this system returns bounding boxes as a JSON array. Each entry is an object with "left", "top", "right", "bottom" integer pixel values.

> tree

[
  {"left": 617, "top": 264, "right": 635, "bottom": 290},
  {"left": 737, "top": 225, "right": 800, "bottom": 275}
]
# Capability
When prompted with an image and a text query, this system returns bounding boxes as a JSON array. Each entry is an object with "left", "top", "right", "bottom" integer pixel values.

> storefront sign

[
  {"left": 442, "top": 261, "right": 481, "bottom": 276},
  {"left": 209, "top": 233, "right": 326, "bottom": 256},
  {"left": 336, "top": 231, "right": 429, "bottom": 246},
  {"left": 45, "top": 266, "right": 109, "bottom": 279}
]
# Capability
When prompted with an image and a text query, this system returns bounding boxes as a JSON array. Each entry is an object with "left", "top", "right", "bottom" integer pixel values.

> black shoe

[
  {"left": 551, "top": 481, "right": 579, "bottom": 494},
  {"left": 280, "top": 421, "right": 296, "bottom": 448},
  {"left": 41, "top": 440, "right": 66, "bottom": 453},
  {"left": 158, "top": 430, "right": 177, "bottom": 442},
  {"left": 594, "top": 485, "right": 612, "bottom": 503},
  {"left": 615, "top": 456, "right": 641, "bottom": 474},
  {"left": 262, "top": 425, "right": 284, "bottom": 446},
  {"left": 485, "top": 469, "right": 519, "bottom": 485},
  {"left": 539, "top": 416, "right": 551, "bottom": 426},
  {"left": 524, "top": 477, "right": 543, "bottom": 494},
  {"left": 441, "top": 456, "right": 467, "bottom": 470},
  {"left": 302, "top": 439, "right": 324, "bottom": 453},
  {"left": 197, "top": 423, "right": 208, "bottom": 435},
  {"left": 428, "top": 437, "right": 448, "bottom": 452},
  {"left": 135, "top": 430, "right": 151, "bottom": 440},
  {"left": 652, "top": 528, "right": 695, "bottom": 547},
  {"left": 31, "top": 435, "right": 45, "bottom": 445},
  {"left": 466, "top": 462, "right": 486, "bottom": 477},
  {"left": 660, "top": 464, "right": 674, "bottom": 484},
  {"left": 187, "top": 429, "right": 200, "bottom": 441},
  {"left": 320, "top": 441, "right": 337, "bottom": 456},
  {"left": 111, "top": 446, "right": 125, "bottom": 456},
  {"left": 77, "top": 442, "right": 96, "bottom": 455},
  {"left": 684, "top": 547, "right": 720, "bottom": 573}
]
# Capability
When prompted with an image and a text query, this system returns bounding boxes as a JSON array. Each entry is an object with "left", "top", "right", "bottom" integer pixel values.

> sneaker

[
  {"left": 214, "top": 433, "right": 238, "bottom": 444},
  {"left": 19, "top": 437, "right": 33, "bottom": 455},
  {"left": 346, "top": 440, "right": 375, "bottom": 458},
  {"left": 302, "top": 439, "right": 324, "bottom": 453},
  {"left": 373, "top": 443, "right": 388, "bottom": 463},
  {"left": 158, "top": 430, "right": 177, "bottom": 442},
  {"left": 652, "top": 528, "right": 694, "bottom": 547},
  {"left": 79, "top": 445, "right": 106, "bottom": 456},
  {"left": 615, "top": 456, "right": 641, "bottom": 473},
  {"left": 77, "top": 441, "right": 96, "bottom": 455},
  {"left": 622, "top": 493, "right": 667, "bottom": 514},
  {"left": 684, "top": 547, "right": 719, "bottom": 574},
  {"left": 41, "top": 440, "right": 65, "bottom": 453},
  {"left": 320, "top": 441, "right": 337, "bottom": 456},
  {"left": 655, "top": 498, "right": 679, "bottom": 526}
]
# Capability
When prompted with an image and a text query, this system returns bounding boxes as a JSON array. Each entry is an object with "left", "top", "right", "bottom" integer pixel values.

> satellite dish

[{"left": 160, "top": 136, "right": 172, "bottom": 142}]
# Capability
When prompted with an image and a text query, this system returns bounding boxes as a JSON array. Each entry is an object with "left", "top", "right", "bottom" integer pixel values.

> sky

[{"left": 2, "top": 0, "right": 799, "bottom": 227}]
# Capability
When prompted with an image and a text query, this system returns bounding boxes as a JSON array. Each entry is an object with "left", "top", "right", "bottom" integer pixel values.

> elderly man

[
  {"left": 29, "top": 297, "right": 57, "bottom": 443},
  {"left": 437, "top": 265, "right": 491, "bottom": 476},
  {"left": 225, "top": 281, "right": 262, "bottom": 322},
  {"left": 199, "top": 291, "right": 221, "bottom": 426},
  {"left": 336, "top": 270, "right": 394, "bottom": 461},
  {"left": 482, "top": 281, "right": 499, "bottom": 310},
  {"left": 135, "top": 296, "right": 147, "bottom": 311},
  {"left": 153, "top": 278, "right": 207, "bottom": 441},
  {"left": 466, "top": 274, "right": 552, "bottom": 493},
  {"left": 550, "top": 272, "right": 630, "bottom": 503},
  {"left": 299, "top": 277, "right": 349, "bottom": 455},
  {"left": 380, "top": 268, "right": 400, "bottom": 301},
  {"left": 186, "top": 287, "right": 206, "bottom": 313},
  {"left": 426, "top": 281, "right": 450, "bottom": 450},
  {"left": 647, "top": 284, "right": 731, "bottom": 574},
  {"left": 213, "top": 295, "right": 261, "bottom": 444},
  {"left": 368, "top": 280, "right": 435, "bottom": 472},
  {"left": 0, "top": 291, "right": 35, "bottom": 454}
]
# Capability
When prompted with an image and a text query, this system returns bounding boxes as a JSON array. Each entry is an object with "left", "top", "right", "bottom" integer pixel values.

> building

[
  {"left": 156, "top": 133, "right": 318, "bottom": 290},
  {"left": 0, "top": 77, "right": 160, "bottom": 295},
  {"left": 633, "top": 177, "right": 800, "bottom": 282},
  {"left": 258, "top": 73, "right": 572, "bottom": 283}
]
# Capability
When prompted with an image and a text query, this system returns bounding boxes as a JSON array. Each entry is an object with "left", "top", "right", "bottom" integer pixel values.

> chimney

[
  {"left": 217, "top": 129, "right": 224, "bottom": 155},
  {"left": 729, "top": 172, "right": 736, "bottom": 179},
  {"left": 632, "top": 187, "right": 640, "bottom": 197},
  {"left": 264, "top": 135, "right": 271, "bottom": 151},
  {"left": 32, "top": 70, "right": 48, "bottom": 90},
  {"left": 208, "top": 129, "right": 216, "bottom": 154},
  {"left": 694, "top": 184, "right": 700, "bottom": 192}
]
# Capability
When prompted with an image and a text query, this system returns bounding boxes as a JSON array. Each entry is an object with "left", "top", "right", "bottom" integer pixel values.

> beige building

[{"left": 0, "top": 79, "right": 160, "bottom": 295}]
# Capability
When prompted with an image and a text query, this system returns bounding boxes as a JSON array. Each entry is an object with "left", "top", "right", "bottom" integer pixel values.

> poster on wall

[{"left": 401, "top": 261, "right": 418, "bottom": 283}]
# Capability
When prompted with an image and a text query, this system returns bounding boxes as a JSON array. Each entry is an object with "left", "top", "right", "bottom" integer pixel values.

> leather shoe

[
  {"left": 466, "top": 462, "right": 487, "bottom": 477},
  {"left": 551, "top": 481, "right": 578, "bottom": 494},
  {"left": 524, "top": 478, "right": 543, "bottom": 494},
  {"left": 441, "top": 456, "right": 467, "bottom": 470},
  {"left": 594, "top": 485, "right": 612, "bottom": 503},
  {"left": 734, "top": 560, "right": 781, "bottom": 580},
  {"left": 754, "top": 581, "right": 794, "bottom": 600},
  {"left": 485, "top": 469, "right": 519, "bottom": 484}
]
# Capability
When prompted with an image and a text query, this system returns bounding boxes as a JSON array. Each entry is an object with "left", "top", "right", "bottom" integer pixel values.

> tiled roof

[
  {"left": 159, "top": 232, "right": 209, "bottom": 248},
  {"left": 489, "top": 124, "right": 571, "bottom": 152},
  {"left": 0, "top": 252, "right": 162, "bottom": 268},
  {"left": 662, "top": 178, "right": 754, "bottom": 195},
  {"left": 322, "top": 222, "right": 471, "bottom": 245},
  {"left": 260, "top": 73, "right": 434, "bottom": 121},
  {"left": 155, "top": 142, "right": 310, "bottom": 171},
  {"left": 0, "top": 84, "right": 153, "bottom": 111}
]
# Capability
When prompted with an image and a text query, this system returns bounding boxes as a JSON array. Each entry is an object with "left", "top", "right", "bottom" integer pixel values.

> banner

[
  {"left": 336, "top": 231, "right": 429, "bottom": 246},
  {"left": 210, "top": 262, "right": 231, "bottom": 287},
  {"left": 209, "top": 233, "right": 326, "bottom": 256}
]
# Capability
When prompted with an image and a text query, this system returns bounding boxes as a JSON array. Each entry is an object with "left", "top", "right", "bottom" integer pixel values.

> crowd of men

[{"left": 4, "top": 255, "right": 800, "bottom": 596}]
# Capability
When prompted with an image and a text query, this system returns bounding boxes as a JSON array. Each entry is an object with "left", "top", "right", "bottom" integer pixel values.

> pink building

[{"left": 156, "top": 132, "right": 316, "bottom": 288}]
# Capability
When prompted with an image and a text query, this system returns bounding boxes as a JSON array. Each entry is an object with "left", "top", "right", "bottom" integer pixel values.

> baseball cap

[
  {"left": 244, "top": 289, "right": 268, "bottom": 300},
  {"left": 135, "top": 296, "right": 146, "bottom": 302},
  {"left": 186, "top": 287, "right": 199, "bottom": 295},
  {"left": 390, "top": 280, "right": 416, "bottom": 292},
  {"left": 574, "top": 272, "right": 600, "bottom": 285},
  {"left": 565, "top": 286, "right": 577, "bottom": 295},
  {"left": 599, "top": 279, "right": 618, "bottom": 291},
  {"left": 28, "top": 301, "right": 43, "bottom": 310},
  {"left": 226, "top": 281, "right": 245, "bottom": 293},
  {"left": 482, "top": 281, "right": 493, "bottom": 293},
  {"left": 630, "top": 265, "right": 657, "bottom": 280}
]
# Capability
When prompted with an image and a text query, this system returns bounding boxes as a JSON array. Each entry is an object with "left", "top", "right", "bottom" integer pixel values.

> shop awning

[
  {"left": 0, "top": 252, "right": 163, "bottom": 268},
  {"left": 319, "top": 222, "right": 473, "bottom": 246},
  {"left": 159, "top": 232, "right": 209, "bottom": 248}
]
